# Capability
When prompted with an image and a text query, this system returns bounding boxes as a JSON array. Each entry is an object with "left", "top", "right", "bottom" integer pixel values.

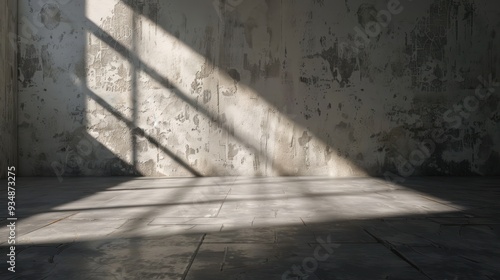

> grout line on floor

[
  {"left": 363, "top": 229, "right": 433, "bottom": 280},
  {"left": 300, "top": 217, "right": 307, "bottom": 226},
  {"left": 415, "top": 194, "right": 466, "bottom": 212},
  {"left": 215, "top": 188, "right": 232, "bottom": 218},
  {"left": 181, "top": 233, "right": 206, "bottom": 280},
  {"left": 11, "top": 212, "right": 79, "bottom": 241},
  {"left": 220, "top": 246, "right": 228, "bottom": 271}
]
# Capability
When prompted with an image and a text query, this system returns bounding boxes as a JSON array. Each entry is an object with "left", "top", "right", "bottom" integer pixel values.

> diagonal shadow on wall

[{"left": 118, "top": 0, "right": 500, "bottom": 177}]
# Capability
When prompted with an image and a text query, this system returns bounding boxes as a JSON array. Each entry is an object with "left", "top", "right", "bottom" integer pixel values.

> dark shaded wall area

[{"left": 0, "top": 0, "right": 18, "bottom": 179}]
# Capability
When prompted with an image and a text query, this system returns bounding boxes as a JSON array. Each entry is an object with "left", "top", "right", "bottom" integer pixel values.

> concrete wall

[
  {"left": 17, "top": 0, "right": 500, "bottom": 177},
  {"left": 0, "top": 0, "right": 17, "bottom": 179}
]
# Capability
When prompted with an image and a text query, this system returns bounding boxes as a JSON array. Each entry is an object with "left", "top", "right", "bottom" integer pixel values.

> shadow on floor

[{"left": 1, "top": 176, "right": 499, "bottom": 279}]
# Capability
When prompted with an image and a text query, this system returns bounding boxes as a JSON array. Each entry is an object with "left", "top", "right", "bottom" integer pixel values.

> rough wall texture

[
  {"left": 0, "top": 0, "right": 17, "bottom": 179},
  {"left": 17, "top": 0, "right": 500, "bottom": 177}
]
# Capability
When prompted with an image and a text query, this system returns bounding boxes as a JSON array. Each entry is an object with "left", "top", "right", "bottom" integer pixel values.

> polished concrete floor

[{"left": 1, "top": 176, "right": 499, "bottom": 279}]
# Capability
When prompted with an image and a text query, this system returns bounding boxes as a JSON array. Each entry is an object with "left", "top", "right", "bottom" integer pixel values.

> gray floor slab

[{"left": 0, "top": 176, "right": 499, "bottom": 279}]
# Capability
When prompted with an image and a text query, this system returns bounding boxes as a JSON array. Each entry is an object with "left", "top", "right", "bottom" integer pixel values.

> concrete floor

[{"left": 1, "top": 177, "right": 499, "bottom": 279}]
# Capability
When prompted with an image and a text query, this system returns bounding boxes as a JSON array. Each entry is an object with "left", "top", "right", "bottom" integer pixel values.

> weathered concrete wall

[
  {"left": 18, "top": 0, "right": 500, "bottom": 177},
  {"left": 0, "top": 0, "right": 17, "bottom": 179}
]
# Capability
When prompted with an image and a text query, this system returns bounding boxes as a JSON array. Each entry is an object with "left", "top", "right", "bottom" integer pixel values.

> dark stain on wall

[
  {"left": 405, "top": 0, "right": 477, "bottom": 92},
  {"left": 40, "top": 3, "right": 61, "bottom": 30},
  {"left": 19, "top": 44, "right": 39, "bottom": 87}
]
